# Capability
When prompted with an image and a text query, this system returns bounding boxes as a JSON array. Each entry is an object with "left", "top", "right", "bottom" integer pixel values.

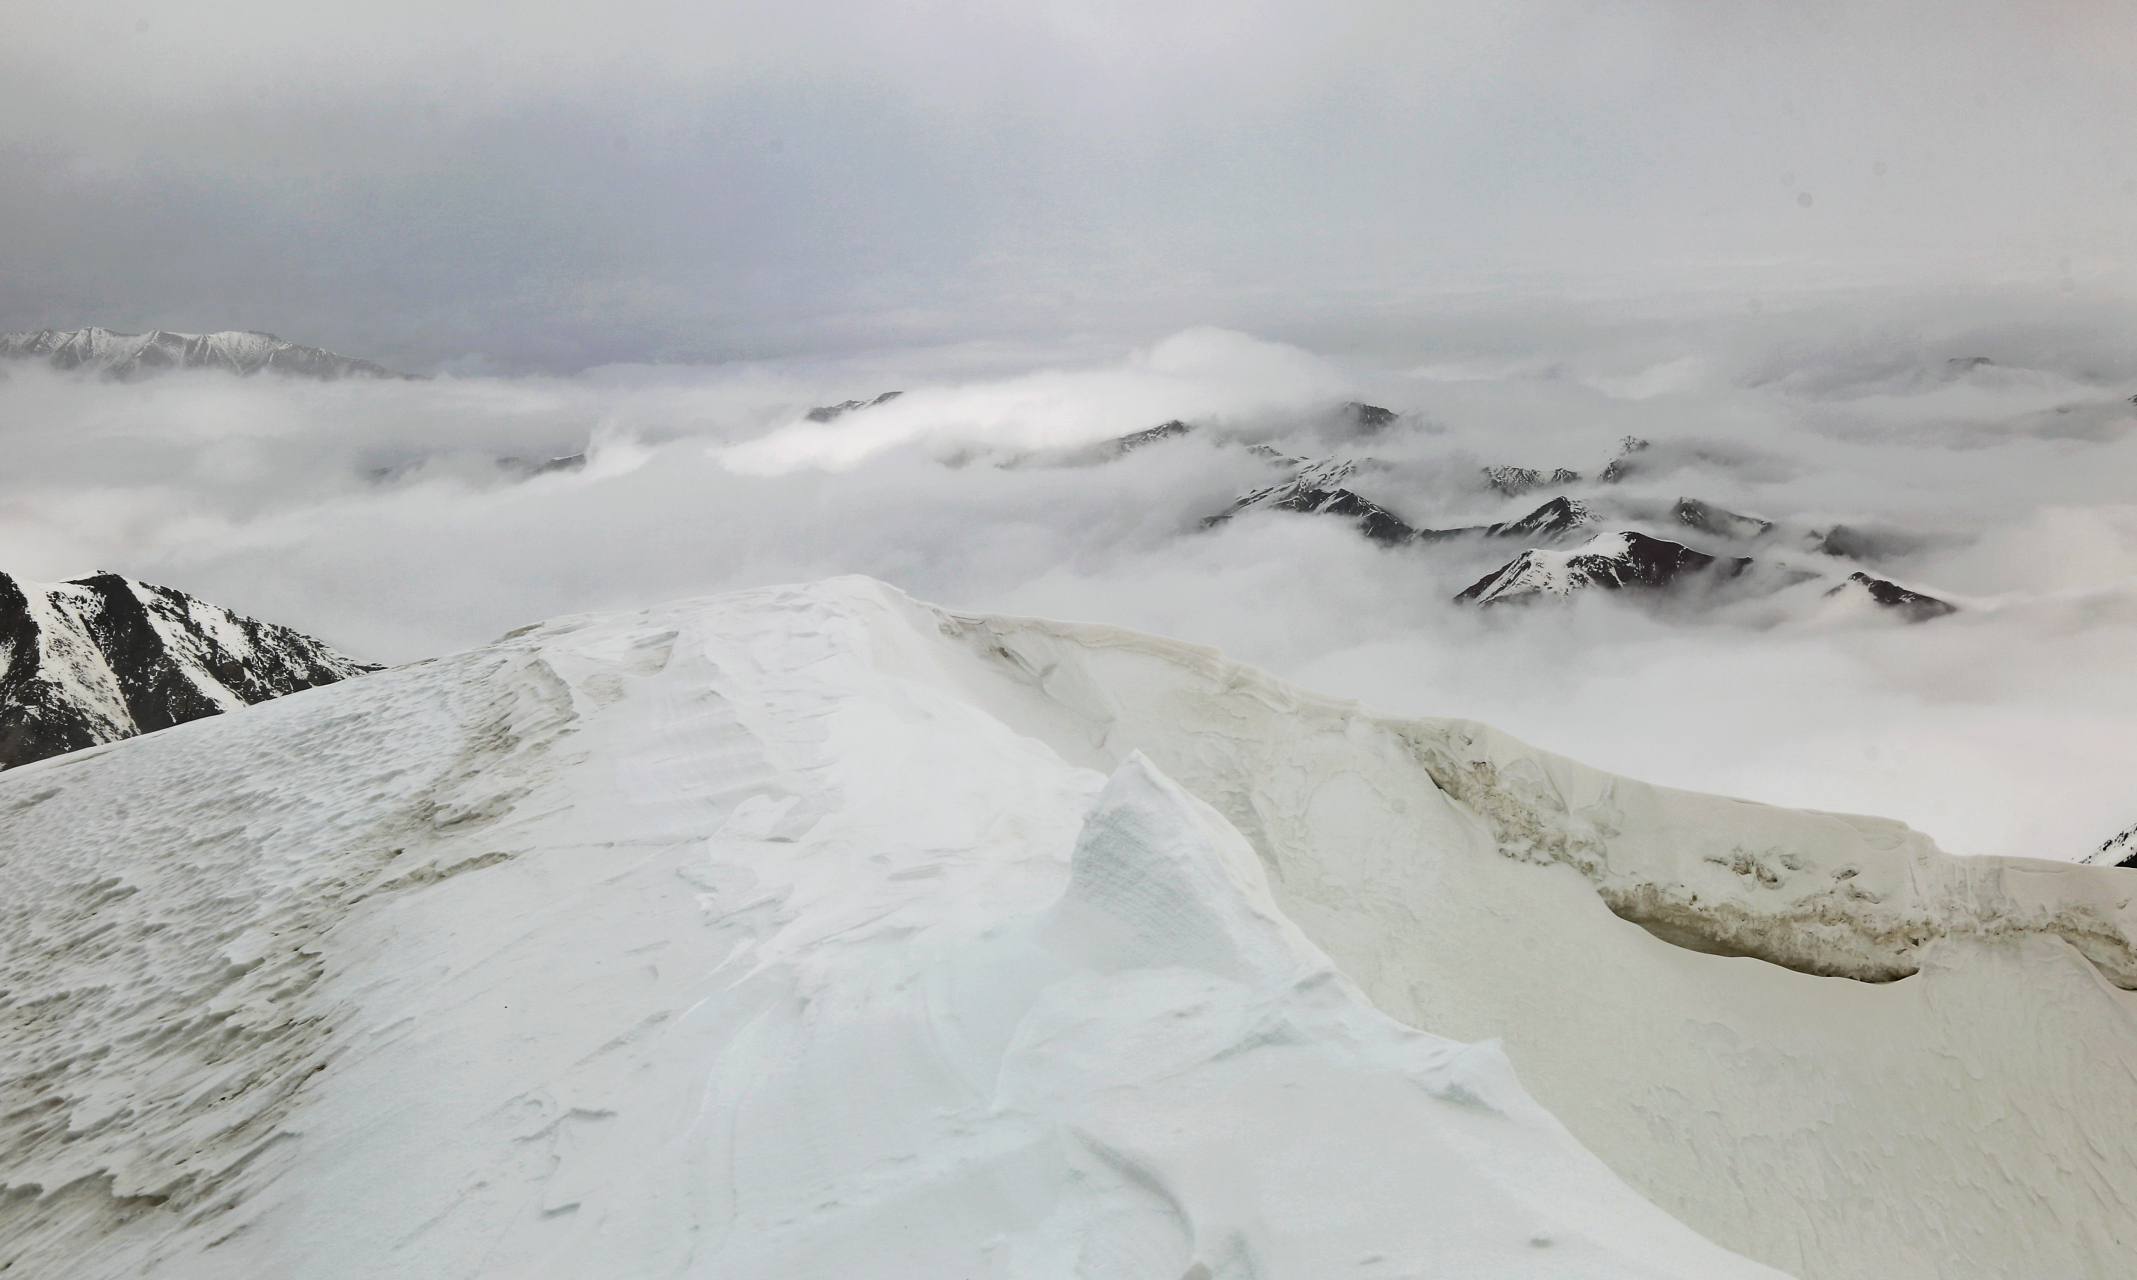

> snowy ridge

[
  {"left": 1201, "top": 455, "right": 1429, "bottom": 546},
  {"left": 0, "top": 327, "right": 417, "bottom": 380},
  {"left": 1456, "top": 530, "right": 1753, "bottom": 604},
  {"left": 1, "top": 578, "right": 2132, "bottom": 1277},
  {"left": 2090, "top": 822, "right": 2137, "bottom": 869},
  {"left": 1819, "top": 569, "right": 1960, "bottom": 621},
  {"left": 0, "top": 570, "right": 379, "bottom": 768}
]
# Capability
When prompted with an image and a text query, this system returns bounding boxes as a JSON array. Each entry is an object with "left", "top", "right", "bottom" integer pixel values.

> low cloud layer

[{"left": 5, "top": 292, "right": 2136, "bottom": 863}]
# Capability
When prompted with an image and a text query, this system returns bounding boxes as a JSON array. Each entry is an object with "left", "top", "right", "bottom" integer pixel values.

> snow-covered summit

[
  {"left": 1201, "top": 455, "right": 1424, "bottom": 545},
  {"left": 0, "top": 569, "right": 378, "bottom": 769},
  {"left": 0, "top": 327, "right": 417, "bottom": 380},
  {"left": 1457, "top": 530, "right": 1753, "bottom": 604},
  {"left": 2, "top": 577, "right": 2132, "bottom": 1279}
]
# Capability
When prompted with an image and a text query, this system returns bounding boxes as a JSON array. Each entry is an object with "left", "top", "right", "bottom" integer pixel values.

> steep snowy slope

[
  {"left": 0, "top": 578, "right": 1782, "bottom": 1280},
  {"left": 3, "top": 578, "right": 2132, "bottom": 1278},
  {"left": 0, "top": 327, "right": 416, "bottom": 380},
  {"left": 1456, "top": 531, "right": 1755, "bottom": 604},
  {"left": 0, "top": 570, "right": 378, "bottom": 768}
]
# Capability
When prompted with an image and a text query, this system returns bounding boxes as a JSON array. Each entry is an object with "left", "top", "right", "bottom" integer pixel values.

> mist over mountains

[
  {"left": 9, "top": 3, "right": 2137, "bottom": 1275},
  {"left": 2, "top": 306, "right": 2134, "bottom": 866}
]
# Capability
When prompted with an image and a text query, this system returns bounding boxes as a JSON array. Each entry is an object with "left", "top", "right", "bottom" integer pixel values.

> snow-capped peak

[
  {"left": 1456, "top": 529, "right": 1751, "bottom": 604},
  {"left": 0, "top": 569, "right": 379, "bottom": 768}
]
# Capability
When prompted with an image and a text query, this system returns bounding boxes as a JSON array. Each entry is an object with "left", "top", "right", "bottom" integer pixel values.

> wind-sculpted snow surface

[{"left": 2, "top": 579, "right": 2133, "bottom": 1278}]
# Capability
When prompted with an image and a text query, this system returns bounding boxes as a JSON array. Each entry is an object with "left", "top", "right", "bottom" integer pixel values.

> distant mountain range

[
  {"left": 786, "top": 395, "right": 1961, "bottom": 623},
  {"left": 0, "top": 571, "right": 379, "bottom": 770},
  {"left": 1161, "top": 419, "right": 1957, "bottom": 621},
  {"left": 0, "top": 327, "right": 418, "bottom": 381}
]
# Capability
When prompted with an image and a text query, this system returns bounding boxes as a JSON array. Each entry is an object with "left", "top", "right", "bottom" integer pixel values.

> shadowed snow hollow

[{"left": 3, "top": 578, "right": 2132, "bottom": 1279}]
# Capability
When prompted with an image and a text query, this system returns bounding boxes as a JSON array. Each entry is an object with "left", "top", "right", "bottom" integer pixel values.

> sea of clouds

[{"left": 5, "top": 292, "right": 2136, "bottom": 863}]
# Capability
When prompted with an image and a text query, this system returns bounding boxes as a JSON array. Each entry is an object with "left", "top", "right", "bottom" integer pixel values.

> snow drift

[{"left": 2, "top": 577, "right": 2132, "bottom": 1278}]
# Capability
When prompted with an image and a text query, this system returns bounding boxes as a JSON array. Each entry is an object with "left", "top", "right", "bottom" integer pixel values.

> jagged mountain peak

[
  {"left": 0, "top": 326, "right": 418, "bottom": 381},
  {"left": 0, "top": 569, "right": 378, "bottom": 769},
  {"left": 1822, "top": 570, "right": 1958, "bottom": 621},
  {"left": 1483, "top": 464, "right": 1583, "bottom": 498},
  {"left": 1201, "top": 455, "right": 1423, "bottom": 546},
  {"left": 1672, "top": 497, "right": 1773, "bottom": 540},
  {"left": 1485, "top": 494, "right": 1593, "bottom": 542},
  {"left": 1456, "top": 530, "right": 1752, "bottom": 605},
  {"left": 804, "top": 390, "right": 903, "bottom": 422},
  {"left": 2089, "top": 822, "right": 2137, "bottom": 869}
]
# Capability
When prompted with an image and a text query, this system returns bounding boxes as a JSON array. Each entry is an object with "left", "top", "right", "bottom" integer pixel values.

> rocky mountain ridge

[
  {"left": 1176, "top": 429, "right": 1957, "bottom": 620},
  {"left": 0, "top": 570, "right": 379, "bottom": 769},
  {"left": 0, "top": 327, "right": 418, "bottom": 381}
]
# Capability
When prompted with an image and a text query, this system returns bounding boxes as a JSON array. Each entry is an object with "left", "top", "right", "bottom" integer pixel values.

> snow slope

[{"left": 3, "top": 578, "right": 2133, "bottom": 1278}]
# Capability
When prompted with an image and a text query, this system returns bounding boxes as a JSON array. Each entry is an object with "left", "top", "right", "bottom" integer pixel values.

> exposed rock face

[
  {"left": 496, "top": 453, "right": 589, "bottom": 477},
  {"left": 1809, "top": 523, "right": 1922, "bottom": 562},
  {"left": 1204, "top": 449, "right": 1612, "bottom": 549},
  {"left": 1101, "top": 418, "right": 1195, "bottom": 458},
  {"left": 0, "top": 571, "right": 378, "bottom": 769},
  {"left": 2091, "top": 823, "right": 2137, "bottom": 869},
  {"left": 1823, "top": 571, "right": 1958, "bottom": 621},
  {"left": 1482, "top": 465, "right": 1584, "bottom": 498},
  {"left": 1484, "top": 495, "right": 1593, "bottom": 542},
  {"left": 1595, "top": 435, "right": 1651, "bottom": 483},
  {"left": 1457, "top": 531, "right": 1753, "bottom": 605},
  {"left": 1672, "top": 498, "right": 1772, "bottom": 540},
  {"left": 1336, "top": 401, "right": 1398, "bottom": 434},
  {"left": 804, "top": 390, "right": 902, "bottom": 422},
  {"left": 1201, "top": 457, "right": 1422, "bottom": 545},
  {"left": 0, "top": 328, "right": 416, "bottom": 381}
]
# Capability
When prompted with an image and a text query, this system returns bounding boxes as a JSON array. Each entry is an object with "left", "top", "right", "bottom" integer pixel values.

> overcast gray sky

[{"left": 5, "top": 0, "right": 2134, "bottom": 370}]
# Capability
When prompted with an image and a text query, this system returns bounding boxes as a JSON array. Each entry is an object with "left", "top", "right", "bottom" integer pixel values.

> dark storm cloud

[{"left": 5, "top": 1, "right": 2135, "bottom": 370}]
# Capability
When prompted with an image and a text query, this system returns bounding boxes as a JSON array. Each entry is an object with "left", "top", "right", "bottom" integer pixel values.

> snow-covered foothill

[{"left": 3, "top": 577, "right": 2133, "bottom": 1279}]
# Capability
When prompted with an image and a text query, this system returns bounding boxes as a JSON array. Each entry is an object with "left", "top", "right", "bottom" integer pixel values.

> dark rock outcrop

[
  {"left": 1822, "top": 571, "right": 1957, "bottom": 621},
  {"left": 0, "top": 571, "right": 379, "bottom": 770},
  {"left": 1102, "top": 420, "right": 1195, "bottom": 458},
  {"left": 1486, "top": 496, "right": 1594, "bottom": 543},
  {"left": 805, "top": 391, "right": 903, "bottom": 422},
  {"left": 1809, "top": 524, "right": 1922, "bottom": 563},
  {"left": 2092, "top": 823, "right": 2137, "bottom": 869},
  {"left": 1483, "top": 465, "right": 1584, "bottom": 498},
  {"left": 1457, "top": 532, "right": 1753, "bottom": 606},
  {"left": 1672, "top": 498, "right": 1773, "bottom": 540},
  {"left": 1595, "top": 436, "right": 1651, "bottom": 484},
  {"left": 1339, "top": 402, "right": 1398, "bottom": 433},
  {"left": 1201, "top": 458, "right": 1421, "bottom": 545}
]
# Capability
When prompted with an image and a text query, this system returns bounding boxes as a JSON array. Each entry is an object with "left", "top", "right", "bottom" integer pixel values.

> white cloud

[
  {"left": 719, "top": 328, "right": 1344, "bottom": 473},
  {"left": 5, "top": 299, "right": 2137, "bottom": 863}
]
